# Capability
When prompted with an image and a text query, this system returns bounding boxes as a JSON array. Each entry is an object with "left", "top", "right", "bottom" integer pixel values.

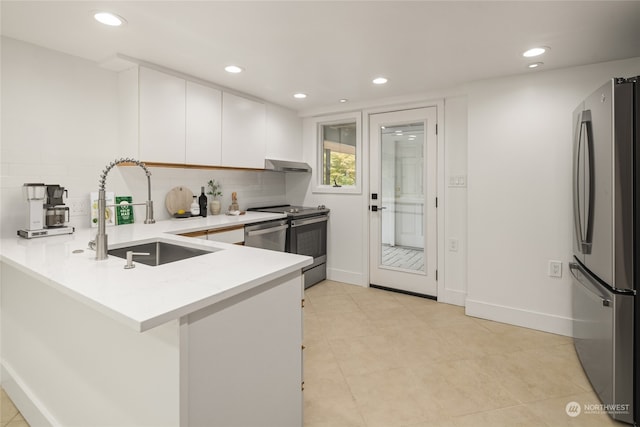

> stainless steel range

[{"left": 249, "top": 205, "right": 329, "bottom": 288}]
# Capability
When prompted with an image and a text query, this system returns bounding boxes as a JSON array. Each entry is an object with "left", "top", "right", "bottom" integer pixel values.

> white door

[{"left": 369, "top": 107, "right": 438, "bottom": 297}]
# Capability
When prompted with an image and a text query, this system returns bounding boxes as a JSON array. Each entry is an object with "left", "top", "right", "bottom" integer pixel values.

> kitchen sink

[{"left": 108, "top": 239, "right": 219, "bottom": 267}]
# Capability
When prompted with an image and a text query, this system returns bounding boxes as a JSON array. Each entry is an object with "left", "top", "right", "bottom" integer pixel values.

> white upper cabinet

[
  {"left": 119, "top": 63, "right": 302, "bottom": 169},
  {"left": 265, "top": 104, "right": 303, "bottom": 161},
  {"left": 139, "top": 67, "right": 186, "bottom": 163},
  {"left": 186, "top": 81, "right": 222, "bottom": 166},
  {"left": 222, "top": 93, "right": 266, "bottom": 169},
  {"left": 121, "top": 66, "right": 222, "bottom": 166}
]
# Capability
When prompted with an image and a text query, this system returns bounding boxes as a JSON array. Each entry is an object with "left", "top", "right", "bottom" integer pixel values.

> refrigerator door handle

[
  {"left": 569, "top": 262, "right": 611, "bottom": 305},
  {"left": 573, "top": 110, "right": 594, "bottom": 254}
]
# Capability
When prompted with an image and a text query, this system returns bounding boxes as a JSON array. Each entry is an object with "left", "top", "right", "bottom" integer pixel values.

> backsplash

[
  {"left": 0, "top": 162, "right": 288, "bottom": 238},
  {"left": 119, "top": 166, "right": 287, "bottom": 222}
]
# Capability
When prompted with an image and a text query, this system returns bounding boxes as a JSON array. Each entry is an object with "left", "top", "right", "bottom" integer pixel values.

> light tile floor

[
  {"left": 303, "top": 280, "right": 621, "bottom": 427},
  {"left": 0, "top": 279, "right": 623, "bottom": 427},
  {"left": 1, "top": 389, "right": 28, "bottom": 427}
]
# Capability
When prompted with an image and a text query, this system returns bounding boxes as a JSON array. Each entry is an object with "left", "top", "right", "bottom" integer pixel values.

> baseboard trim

[
  {"left": 437, "top": 287, "right": 466, "bottom": 306},
  {"left": 327, "top": 268, "right": 364, "bottom": 286},
  {"left": 1, "top": 360, "right": 57, "bottom": 427},
  {"left": 465, "top": 298, "right": 573, "bottom": 337}
]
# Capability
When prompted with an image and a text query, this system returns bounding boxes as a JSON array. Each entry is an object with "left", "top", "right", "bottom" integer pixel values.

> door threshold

[{"left": 370, "top": 284, "right": 437, "bottom": 301}]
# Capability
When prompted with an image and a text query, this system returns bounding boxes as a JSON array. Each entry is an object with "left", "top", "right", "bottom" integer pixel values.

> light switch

[{"left": 448, "top": 175, "right": 467, "bottom": 188}]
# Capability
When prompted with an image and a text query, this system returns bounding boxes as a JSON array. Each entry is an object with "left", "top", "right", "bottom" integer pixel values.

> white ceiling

[{"left": 2, "top": 1, "right": 639, "bottom": 114}]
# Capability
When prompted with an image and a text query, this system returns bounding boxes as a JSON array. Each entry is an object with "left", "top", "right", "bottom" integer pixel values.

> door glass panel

[{"left": 379, "top": 122, "right": 425, "bottom": 272}]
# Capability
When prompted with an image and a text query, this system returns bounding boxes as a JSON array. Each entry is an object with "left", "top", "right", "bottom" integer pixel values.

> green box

[{"left": 115, "top": 196, "right": 134, "bottom": 225}]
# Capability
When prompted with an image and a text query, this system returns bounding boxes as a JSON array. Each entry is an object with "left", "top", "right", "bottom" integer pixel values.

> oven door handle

[
  {"left": 291, "top": 216, "right": 329, "bottom": 228},
  {"left": 245, "top": 224, "right": 288, "bottom": 237}
]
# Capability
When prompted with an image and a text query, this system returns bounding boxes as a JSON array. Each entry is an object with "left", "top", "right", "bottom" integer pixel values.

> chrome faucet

[{"left": 90, "top": 158, "right": 155, "bottom": 260}]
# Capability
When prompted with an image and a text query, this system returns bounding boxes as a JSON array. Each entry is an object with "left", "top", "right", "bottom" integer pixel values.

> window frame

[{"left": 312, "top": 111, "right": 362, "bottom": 194}]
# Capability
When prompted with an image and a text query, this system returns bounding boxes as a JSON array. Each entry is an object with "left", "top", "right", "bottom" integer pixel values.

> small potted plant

[{"left": 207, "top": 179, "right": 223, "bottom": 215}]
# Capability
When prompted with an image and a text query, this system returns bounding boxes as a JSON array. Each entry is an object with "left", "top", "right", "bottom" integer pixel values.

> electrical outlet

[
  {"left": 448, "top": 238, "right": 459, "bottom": 252},
  {"left": 68, "top": 197, "right": 89, "bottom": 217},
  {"left": 548, "top": 260, "right": 562, "bottom": 278}
]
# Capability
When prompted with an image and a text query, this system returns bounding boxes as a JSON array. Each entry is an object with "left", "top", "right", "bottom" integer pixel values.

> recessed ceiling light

[
  {"left": 93, "top": 11, "right": 126, "bottom": 27},
  {"left": 224, "top": 65, "right": 244, "bottom": 74},
  {"left": 528, "top": 62, "right": 544, "bottom": 69},
  {"left": 522, "top": 47, "right": 548, "bottom": 58},
  {"left": 373, "top": 77, "right": 388, "bottom": 85},
  {"left": 339, "top": 99, "right": 348, "bottom": 103},
  {"left": 293, "top": 93, "right": 307, "bottom": 99}
]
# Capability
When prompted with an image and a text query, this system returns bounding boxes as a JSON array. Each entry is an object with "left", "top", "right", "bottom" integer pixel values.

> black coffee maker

[{"left": 45, "top": 185, "right": 70, "bottom": 227}]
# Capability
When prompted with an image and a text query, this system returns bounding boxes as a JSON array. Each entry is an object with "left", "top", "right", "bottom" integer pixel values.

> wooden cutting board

[{"left": 165, "top": 186, "right": 194, "bottom": 214}]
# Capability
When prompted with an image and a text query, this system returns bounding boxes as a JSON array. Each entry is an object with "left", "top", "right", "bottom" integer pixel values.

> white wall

[
  {"left": 1, "top": 37, "right": 120, "bottom": 237},
  {"left": 294, "top": 56, "right": 640, "bottom": 336},
  {"left": 286, "top": 121, "right": 366, "bottom": 285},
  {"left": 293, "top": 98, "right": 469, "bottom": 290},
  {"left": 465, "top": 57, "right": 640, "bottom": 335},
  {"left": 0, "top": 37, "right": 289, "bottom": 238}
]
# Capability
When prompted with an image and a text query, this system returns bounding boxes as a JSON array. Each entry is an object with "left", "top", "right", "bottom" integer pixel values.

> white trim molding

[
  {"left": 1, "top": 361, "right": 57, "bottom": 427},
  {"left": 327, "top": 267, "right": 366, "bottom": 287},
  {"left": 465, "top": 298, "right": 573, "bottom": 337}
]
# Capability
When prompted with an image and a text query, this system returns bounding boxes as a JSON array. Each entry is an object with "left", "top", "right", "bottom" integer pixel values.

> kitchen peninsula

[{"left": 0, "top": 212, "right": 311, "bottom": 427}]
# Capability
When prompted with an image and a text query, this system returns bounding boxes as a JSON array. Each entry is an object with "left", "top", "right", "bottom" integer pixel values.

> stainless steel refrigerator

[{"left": 570, "top": 76, "right": 639, "bottom": 425}]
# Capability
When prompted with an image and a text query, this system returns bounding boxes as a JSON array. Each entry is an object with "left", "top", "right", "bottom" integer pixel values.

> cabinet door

[
  {"left": 221, "top": 93, "right": 266, "bottom": 168},
  {"left": 266, "top": 103, "right": 303, "bottom": 161},
  {"left": 180, "top": 230, "right": 208, "bottom": 240},
  {"left": 139, "top": 67, "right": 186, "bottom": 163},
  {"left": 186, "top": 81, "right": 222, "bottom": 166},
  {"left": 206, "top": 226, "right": 244, "bottom": 244}
]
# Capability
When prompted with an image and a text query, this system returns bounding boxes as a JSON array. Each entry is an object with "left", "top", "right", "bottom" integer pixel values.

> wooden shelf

[{"left": 118, "top": 162, "right": 264, "bottom": 172}]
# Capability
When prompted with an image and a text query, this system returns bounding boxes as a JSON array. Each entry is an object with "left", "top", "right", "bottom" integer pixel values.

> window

[{"left": 313, "top": 112, "right": 361, "bottom": 194}]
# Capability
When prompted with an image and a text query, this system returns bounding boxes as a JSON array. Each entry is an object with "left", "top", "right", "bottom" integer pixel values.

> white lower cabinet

[
  {"left": 180, "top": 225, "right": 244, "bottom": 244},
  {"left": 206, "top": 225, "right": 244, "bottom": 244},
  {"left": 185, "top": 272, "right": 303, "bottom": 426},
  {"left": 1, "top": 263, "right": 304, "bottom": 427},
  {"left": 180, "top": 230, "right": 208, "bottom": 240}
]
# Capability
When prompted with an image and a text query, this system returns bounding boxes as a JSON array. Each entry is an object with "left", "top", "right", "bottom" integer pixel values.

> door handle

[
  {"left": 246, "top": 224, "right": 288, "bottom": 236},
  {"left": 370, "top": 205, "right": 387, "bottom": 212},
  {"left": 570, "top": 262, "right": 615, "bottom": 307},
  {"left": 291, "top": 216, "right": 328, "bottom": 227},
  {"left": 573, "top": 110, "right": 594, "bottom": 254}
]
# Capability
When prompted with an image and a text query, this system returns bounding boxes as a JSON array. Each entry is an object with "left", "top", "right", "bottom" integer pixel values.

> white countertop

[{"left": 0, "top": 212, "right": 312, "bottom": 332}]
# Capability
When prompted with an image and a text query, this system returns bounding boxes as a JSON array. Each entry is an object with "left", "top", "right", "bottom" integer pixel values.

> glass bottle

[
  {"left": 190, "top": 195, "right": 200, "bottom": 216},
  {"left": 198, "top": 186, "right": 207, "bottom": 217}
]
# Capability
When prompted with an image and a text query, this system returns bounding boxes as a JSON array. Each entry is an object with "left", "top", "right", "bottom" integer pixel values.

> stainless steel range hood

[{"left": 264, "top": 159, "right": 312, "bottom": 173}]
